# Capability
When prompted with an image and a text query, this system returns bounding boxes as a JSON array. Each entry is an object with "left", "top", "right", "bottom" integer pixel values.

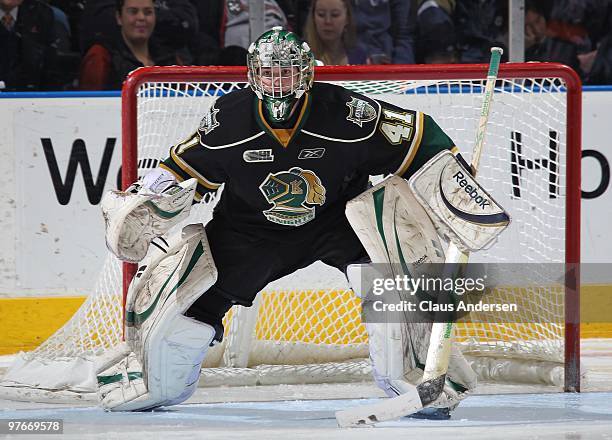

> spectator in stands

[
  {"left": 190, "top": 0, "right": 289, "bottom": 66},
  {"left": 78, "top": 0, "right": 185, "bottom": 90},
  {"left": 351, "top": 0, "right": 416, "bottom": 64},
  {"left": 416, "top": 0, "right": 458, "bottom": 64},
  {"left": 153, "top": 0, "right": 198, "bottom": 62},
  {"left": 293, "top": 0, "right": 313, "bottom": 37},
  {"left": 187, "top": 0, "right": 222, "bottom": 65},
  {"left": 48, "top": 2, "right": 81, "bottom": 89},
  {"left": 48, "top": 1, "right": 83, "bottom": 51},
  {"left": 0, "top": 0, "right": 65, "bottom": 91},
  {"left": 277, "top": 0, "right": 299, "bottom": 33},
  {"left": 226, "top": 0, "right": 288, "bottom": 49},
  {"left": 524, "top": 0, "right": 580, "bottom": 74},
  {"left": 578, "top": 4, "right": 612, "bottom": 84},
  {"left": 304, "top": 0, "right": 366, "bottom": 65},
  {"left": 539, "top": 0, "right": 612, "bottom": 84},
  {"left": 546, "top": 0, "right": 594, "bottom": 55},
  {"left": 579, "top": 36, "right": 612, "bottom": 84},
  {"left": 79, "top": 0, "right": 197, "bottom": 61},
  {"left": 454, "top": 0, "right": 508, "bottom": 63},
  {"left": 80, "top": 0, "right": 124, "bottom": 53}
]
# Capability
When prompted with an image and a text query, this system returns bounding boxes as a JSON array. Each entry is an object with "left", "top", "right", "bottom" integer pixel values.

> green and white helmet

[{"left": 247, "top": 27, "right": 315, "bottom": 122}]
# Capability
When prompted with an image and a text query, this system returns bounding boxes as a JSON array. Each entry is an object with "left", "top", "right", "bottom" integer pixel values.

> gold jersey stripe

[
  {"left": 394, "top": 110, "right": 425, "bottom": 176},
  {"left": 169, "top": 146, "right": 222, "bottom": 190},
  {"left": 174, "top": 135, "right": 200, "bottom": 155}
]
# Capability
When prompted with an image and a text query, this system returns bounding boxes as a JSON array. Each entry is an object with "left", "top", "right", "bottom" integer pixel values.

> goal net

[{"left": 0, "top": 64, "right": 581, "bottom": 402}]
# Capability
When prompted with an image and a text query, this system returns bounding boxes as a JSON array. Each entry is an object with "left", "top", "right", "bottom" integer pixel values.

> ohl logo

[{"left": 259, "top": 167, "right": 326, "bottom": 226}]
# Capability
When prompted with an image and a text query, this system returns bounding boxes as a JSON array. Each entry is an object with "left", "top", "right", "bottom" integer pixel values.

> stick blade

[{"left": 335, "top": 386, "right": 422, "bottom": 427}]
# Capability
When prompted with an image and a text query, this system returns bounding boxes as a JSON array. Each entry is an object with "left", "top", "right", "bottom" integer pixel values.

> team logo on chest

[
  {"left": 259, "top": 167, "right": 326, "bottom": 226},
  {"left": 346, "top": 97, "right": 377, "bottom": 127}
]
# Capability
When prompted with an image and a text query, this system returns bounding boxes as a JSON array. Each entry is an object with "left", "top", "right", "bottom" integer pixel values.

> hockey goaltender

[{"left": 96, "top": 27, "right": 510, "bottom": 421}]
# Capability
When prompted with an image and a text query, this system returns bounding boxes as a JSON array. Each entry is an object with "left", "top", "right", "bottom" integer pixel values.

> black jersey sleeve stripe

[{"left": 394, "top": 111, "right": 425, "bottom": 176}]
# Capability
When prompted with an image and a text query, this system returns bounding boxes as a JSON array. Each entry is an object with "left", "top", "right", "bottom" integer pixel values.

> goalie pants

[{"left": 185, "top": 214, "right": 369, "bottom": 332}]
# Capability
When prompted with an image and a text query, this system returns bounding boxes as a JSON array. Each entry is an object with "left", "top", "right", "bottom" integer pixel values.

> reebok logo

[
  {"left": 298, "top": 148, "right": 325, "bottom": 159},
  {"left": 453, "top": 171, "right": 491, "bottom": 209}
]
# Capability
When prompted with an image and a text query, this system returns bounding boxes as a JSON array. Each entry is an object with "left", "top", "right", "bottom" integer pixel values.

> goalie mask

[{"left": 247, "top": 26, "right": 315, "bottom": 123}]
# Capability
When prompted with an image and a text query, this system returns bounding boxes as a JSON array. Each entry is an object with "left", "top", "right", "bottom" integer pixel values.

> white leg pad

[
  {"left": 365, "top": 313, "right": 477, "bottom": 398},
  {"left": 346, "top": 261, "right": 477, "bottom": 403},
  {"left": 96, "top": 223, "right": 218, "bottom": 411},
  {"left": 345, "top": 175, "right": 447, "bottom": 271},
  {"left": 97, "top": 317, "right": 215, "bottom": 411}
]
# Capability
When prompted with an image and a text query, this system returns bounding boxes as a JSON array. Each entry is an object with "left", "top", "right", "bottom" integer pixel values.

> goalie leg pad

[
  {"left": 97, "top": 317, "right": 215, "bottom": 411},
  {"left": 345, "top": 175, "right": 446, "bottom": 272},
  {"left": 364, "top": 314, "right": 477, "bottom": 398},
  {"left": 96, "top": 223, "right": 218, "bottom": 411},
  {"left": 347, "top": 264, "right": 474, "bottom": 401},
  {"left": 346, "top": 178, "right": 451, "bottom": 401}
]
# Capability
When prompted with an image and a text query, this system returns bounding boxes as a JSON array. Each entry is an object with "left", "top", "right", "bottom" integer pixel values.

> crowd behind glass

[{"left": 1, "top": 0, "right": 611, "bottom": 91}]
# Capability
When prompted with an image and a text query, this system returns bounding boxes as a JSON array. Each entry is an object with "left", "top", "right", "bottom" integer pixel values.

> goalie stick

[{"left": 336, "top": 47, "right": 504, "bottom": 428}]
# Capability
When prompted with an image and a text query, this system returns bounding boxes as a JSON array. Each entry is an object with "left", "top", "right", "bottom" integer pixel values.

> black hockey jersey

[{"left": 160, "top": 82, "right": 456, "bottom": 240}]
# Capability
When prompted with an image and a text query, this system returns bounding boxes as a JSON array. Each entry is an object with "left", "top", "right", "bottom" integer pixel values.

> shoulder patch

[
  {"left": 346, "top": 97, "right": 377, "bottom": 127},
  {"left": 196, "top": 89, "right": 265, "bottom": 149},
  {"left": 199, "top": 103, "right": 220, "bottom": 135},
  {"left": 302, "top": 83, "right": 381, "bottom": 143}
]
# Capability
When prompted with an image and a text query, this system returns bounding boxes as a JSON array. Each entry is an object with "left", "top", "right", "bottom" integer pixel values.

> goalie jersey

[{"left": 160, "top": 82, "right": 456, "bottom": 239}]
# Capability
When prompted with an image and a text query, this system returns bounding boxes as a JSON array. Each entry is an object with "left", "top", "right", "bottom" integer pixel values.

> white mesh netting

[{"left": 0, "top": 69, "right": 575, "bottom": 401}]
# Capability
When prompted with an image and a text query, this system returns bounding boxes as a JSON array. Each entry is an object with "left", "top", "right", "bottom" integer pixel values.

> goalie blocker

[
  {"left": 344, "top": 151, "right": 509, "bottom": 420},
  {"left": 409, "top": 150, "right": 510, "bottom": 252}
]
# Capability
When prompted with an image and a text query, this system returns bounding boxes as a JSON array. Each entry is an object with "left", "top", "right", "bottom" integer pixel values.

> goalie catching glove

[
  {"left": 96, "top": 223, "right": 218, "bottom": 411},
  {"left": 101, "top": 168, "right": 197, "bottom": 262}
]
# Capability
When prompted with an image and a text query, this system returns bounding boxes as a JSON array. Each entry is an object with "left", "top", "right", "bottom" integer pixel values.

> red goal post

[{"left": 121, "top": 63, "right": 582, "bottom": 391}]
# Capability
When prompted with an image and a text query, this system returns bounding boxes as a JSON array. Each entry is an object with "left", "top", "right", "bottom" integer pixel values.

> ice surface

[
  {"left": 1, "top": 392, "right": 612, "bottom": 439},
  {"left": 1, "top": 340, "right": 611, "bottom": 439}
]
